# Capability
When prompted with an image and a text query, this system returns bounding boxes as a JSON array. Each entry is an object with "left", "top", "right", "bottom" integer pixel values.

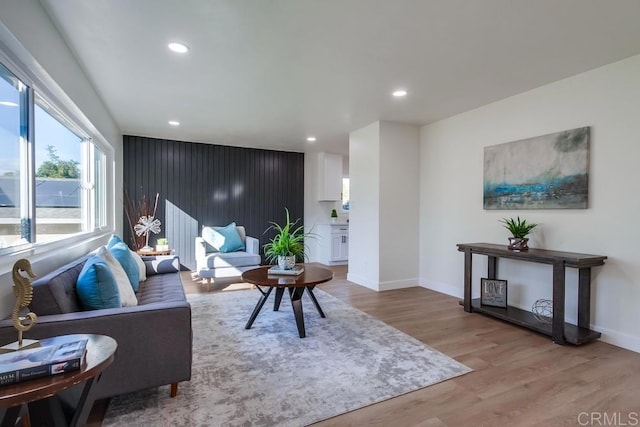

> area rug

[{"left": 104, "top": 288, "right": 471, "bottom": 426}]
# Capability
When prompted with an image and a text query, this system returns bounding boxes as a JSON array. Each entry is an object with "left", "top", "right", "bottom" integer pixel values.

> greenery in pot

[
  {"left": 330, "top": 209, "right": 338, "bottom": 218},
  {"left": 499, "top": 216, "right": 538, "bottom": 238},
  {"left": 263, "top": 208, "right": 315, "bottom": 264}
]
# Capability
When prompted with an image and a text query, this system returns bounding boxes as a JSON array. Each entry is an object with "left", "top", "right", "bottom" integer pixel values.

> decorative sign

[{"left": 480, "top": 278, "right": 508, "bottom": 308}]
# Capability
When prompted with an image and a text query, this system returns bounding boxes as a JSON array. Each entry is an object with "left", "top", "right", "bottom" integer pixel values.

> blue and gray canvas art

[{"left": 483, "top": 127, "right": 589, "bottom": 209}]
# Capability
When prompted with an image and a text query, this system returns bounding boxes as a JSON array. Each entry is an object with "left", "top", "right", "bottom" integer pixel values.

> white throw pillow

[
  {"left": 129, "top": 249, "right": 147, "bottom": 282},
  {"left": 96, "top": 246, "right": 138, "bottom": 307}
]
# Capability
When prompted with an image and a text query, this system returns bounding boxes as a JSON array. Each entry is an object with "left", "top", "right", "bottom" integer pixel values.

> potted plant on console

[
  {"left": 499, "top": 216, "right": 538, "bottom": 251},
  {"left": 264, "top": 208, "right": 315, "bottom": 270}
]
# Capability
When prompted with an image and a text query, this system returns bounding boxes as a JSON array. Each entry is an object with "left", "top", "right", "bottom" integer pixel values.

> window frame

[{"left": 0, "top": 46, "right": 113, "bottom": 266}]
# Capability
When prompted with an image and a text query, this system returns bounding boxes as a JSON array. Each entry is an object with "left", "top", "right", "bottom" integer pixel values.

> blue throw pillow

[
  {"left": 202, "top": 222, "right": 245, "bottom": 253},
  {"left": 76, "top": 255, "right": 121, "bottom": 310},
  {"left": 107, "top": 234, "right": 125, "bottom": 249},
  {"left": 108, "top": 242, "right": 140, "bottom": 292},
  {"left": 217, "top": 222, "right": 245, "bottom": 253}
]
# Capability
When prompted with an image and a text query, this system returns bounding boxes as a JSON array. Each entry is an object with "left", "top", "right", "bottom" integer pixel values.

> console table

[{"left": 457, "top": 243, "right": 606, "bottom": 345}]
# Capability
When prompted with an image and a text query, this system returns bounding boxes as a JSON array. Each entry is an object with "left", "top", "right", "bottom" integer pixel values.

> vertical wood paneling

[{"left": 123, "top": 135, "right": 304, "bottom": 270}]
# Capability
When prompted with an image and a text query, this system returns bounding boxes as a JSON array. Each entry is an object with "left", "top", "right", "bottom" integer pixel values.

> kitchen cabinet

[
  {"left": 318, "top": 153, "right": 343, "bottom": 201},
  {"left": 318, "top": 224, "right": 348, "bottom": 265}
]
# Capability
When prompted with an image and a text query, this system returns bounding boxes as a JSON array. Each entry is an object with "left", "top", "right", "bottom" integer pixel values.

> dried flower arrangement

[{"left": 124, "top": 190, "right": 159, "bottom": 250}]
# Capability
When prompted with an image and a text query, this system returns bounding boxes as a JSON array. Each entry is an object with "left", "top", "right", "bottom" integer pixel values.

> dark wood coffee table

[
  {"left": 0, "top": 333, "right": 117, "bottom": 427},
  {"left": 241, "top": 265, "right": 333, "bottom": 338}
]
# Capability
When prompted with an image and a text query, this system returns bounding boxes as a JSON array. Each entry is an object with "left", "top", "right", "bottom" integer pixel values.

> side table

[
  {"left": 136, "top": 248, "right": 173, "bottom": 256},
  {"left": 0, "top": 334, "right": 117, "bottom": 427}
]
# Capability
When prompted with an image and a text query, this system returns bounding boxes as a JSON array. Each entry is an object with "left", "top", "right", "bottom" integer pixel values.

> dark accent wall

[{"left": 123, "top": 135, "right": 305, "bottom": 270}]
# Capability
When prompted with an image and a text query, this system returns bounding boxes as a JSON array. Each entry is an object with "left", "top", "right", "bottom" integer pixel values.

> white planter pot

[{"left": 277, "top": 255, "right": 296, "bottom": 270}]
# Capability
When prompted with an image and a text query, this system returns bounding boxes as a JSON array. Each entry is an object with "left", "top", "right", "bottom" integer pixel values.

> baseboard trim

[
  {"left": 419, "top": 278, "right": 463, "bottom": 299},
  {"left": 379, "top": 278, "right": 419, "bottom": 291},
  {"left": 346, "top": 272, "right": 378, "bottom": 291},
  {"left": 592, "top": 325, "right": 640, "bottom": 354}
]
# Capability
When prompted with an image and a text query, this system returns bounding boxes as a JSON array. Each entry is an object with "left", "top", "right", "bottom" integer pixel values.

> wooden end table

[
  {"left": 0, "top": 334, "right": 117, "bottom": 427},
  {"left": 136, "top": 248, "right": 173, "bottom": 256},
  {"left": 241, "top": 265, "right": 333, "bottom": 338}
]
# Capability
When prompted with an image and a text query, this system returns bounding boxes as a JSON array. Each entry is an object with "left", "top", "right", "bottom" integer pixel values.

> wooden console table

[{"left": 457, "top": 243, "right": 606, "bottom": 345}]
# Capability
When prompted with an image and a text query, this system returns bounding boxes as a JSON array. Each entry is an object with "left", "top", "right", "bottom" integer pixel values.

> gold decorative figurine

[{"left": 0, "top": 259, "right": 39, "bottom": 353}]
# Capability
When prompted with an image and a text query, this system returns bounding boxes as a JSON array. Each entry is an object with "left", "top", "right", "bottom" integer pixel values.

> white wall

[
  {"left": 0, "top": 1, "right": 122, "bottom": 318},
  {"left": 419, "top": 54, "right": 640, "bottom": 353},
  {"left": 379, "top": 121, "right": 420, "bottom": 288},
  {"left": 348, "top": 122, "right": 381, "bottom": 289},
  {"left": 348, "top": 121, "right": 420, "bottom": 290}
]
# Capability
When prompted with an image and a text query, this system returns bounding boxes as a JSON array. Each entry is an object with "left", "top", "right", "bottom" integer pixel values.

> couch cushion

[
  {"left": 136, "top": 273, "right": 186, "bottom": 305},
  {"left": 108, "top": 242, "right": 140, "bottom": 291},
  {"left": 97, "top": 246, "right": 138, "bottom": 307},
  {"left": 107, "top": 234, "right": 125, "bottom": 248},
  {"left": 76, "top": 255, "right": 122, "bottom": 310},
  {"left": 202, "top": 223, "right": 245, "bottom": 253},
  {"left": 130, "top": 250, "right": 147, "bottom": 282},
  {"left": 203, "top": 251, "right": 261, "bottom": 269},
  {"left": 31, "top": 257, "right": 88, "bottom": 315}
]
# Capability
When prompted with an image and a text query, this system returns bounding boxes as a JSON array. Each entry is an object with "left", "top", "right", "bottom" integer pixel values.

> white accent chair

[{"left": 195, "top": 225, "right": 261, "bottom": 291}]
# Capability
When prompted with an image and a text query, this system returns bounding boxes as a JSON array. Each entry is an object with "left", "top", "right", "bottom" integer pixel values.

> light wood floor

[{"left": 98, "top": 265, "right": 640, "bottom": 426}]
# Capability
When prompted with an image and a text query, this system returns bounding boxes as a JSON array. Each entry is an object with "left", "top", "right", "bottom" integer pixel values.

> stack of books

[
  {"left": 0, "top": 339, "right": 88, "bottom": 386},
  {"left": 267, "top": 265, "right": 304, "bottom": 276}
]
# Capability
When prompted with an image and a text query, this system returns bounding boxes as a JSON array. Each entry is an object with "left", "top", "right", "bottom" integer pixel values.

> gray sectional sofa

[{"left": 0, "top": 254, "right": 192, "bottom": 399}]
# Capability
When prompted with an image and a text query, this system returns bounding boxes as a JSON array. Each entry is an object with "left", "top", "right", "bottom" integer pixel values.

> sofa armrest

[
  {"left": 245, "top": 236, "right": 259, "bottom": 255},
  {"left": 142, "top": 255, "right": 180, "bottom": 275},
  {"left": 195, "top": 237, "right": 207, "bottom": 259}
]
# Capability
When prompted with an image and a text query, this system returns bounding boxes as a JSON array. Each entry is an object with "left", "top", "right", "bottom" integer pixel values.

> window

[
  {"left": 0, "top": 63, "right": 29, "bottom": 249},
  {"left": 342, "top": 177, "right": 350, "bottom": 211},
  {"left": 0, "top": 60, "right": 107, "bottom": 251}
]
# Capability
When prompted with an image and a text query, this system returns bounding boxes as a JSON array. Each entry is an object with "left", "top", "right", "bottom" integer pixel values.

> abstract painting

[{"left": 484, "top": 127, "right": 589, "bottom": 209}]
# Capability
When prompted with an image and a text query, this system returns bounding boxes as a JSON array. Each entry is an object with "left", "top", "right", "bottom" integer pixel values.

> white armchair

[{"left": 195, "top": 225, "right": 261, "bottom": 291}]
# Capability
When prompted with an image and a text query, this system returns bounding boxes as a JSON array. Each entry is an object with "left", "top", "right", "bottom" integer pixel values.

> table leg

[
  {"left": 288, "top": 287, "right": 306, "bottom": 338},
  {"left": 245, "top": 286, "right": 273, "bottom": 329},
  {"left": 1, "top": 406, "right": 21, "bottom": 427},
  {"left": 463, "top": 248, "right": 473, "bottom": 312},
  {"left": 552, "top": 261, "right": 566, "bottom": 345},
  {"left": 273, "top": 287, "right": 285, "bottom": 311},
  {"left": 488, "top": 255, "right": 497, "bottom": 279},
  {"left": 578, "top": 267, "right": 591, "bottom": 329},
  {"left": 305, "top": 286, "right": 326, "bottom": 318}
]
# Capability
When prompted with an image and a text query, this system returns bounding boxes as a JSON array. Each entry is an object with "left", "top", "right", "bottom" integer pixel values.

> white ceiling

[{"left": 40, "top": 0, "right": 640, "bottom": 155}]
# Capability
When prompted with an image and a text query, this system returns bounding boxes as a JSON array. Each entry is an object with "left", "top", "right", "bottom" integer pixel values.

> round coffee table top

[
  {"left": 0, "top": 334, "right": 117, "bottom": 408},
  {"left": 241, "top": 265, "right": 333, "bottom": 288}
]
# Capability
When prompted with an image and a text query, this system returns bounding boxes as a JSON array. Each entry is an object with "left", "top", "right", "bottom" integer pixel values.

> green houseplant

[
  {"left": 263, "top": 208, "right": 315, "bottom": 269},
  {"left": 330, "top": 208, "right": 338, "bottom": 223},
  {"left": 499, "top": 216, "right": 538, "bottom": 251}
]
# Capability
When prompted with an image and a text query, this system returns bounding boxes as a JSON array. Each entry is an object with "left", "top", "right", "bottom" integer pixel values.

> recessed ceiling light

[
  {"left": 168, "top": 120, "right": 180, "bottom": 126},
  {"left": 392, "top": 90, "right": 408, "bottom": 97},
  {"left": 0, "top": 101, "right": 18, "bottom": 107},
  {"left": 168, "top": 42, "right": 189, "bottom": 54},
  {"left": 306, "top": 136, "right": 317, "bottom": 142}
]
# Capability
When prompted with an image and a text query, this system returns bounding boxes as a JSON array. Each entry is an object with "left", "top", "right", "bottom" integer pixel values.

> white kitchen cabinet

[
  {"left": 318, "top": 224, "right": 348, "bottom": 265},
  {"left": 317, "top": 153, "right": 343, "bottom": 201}
]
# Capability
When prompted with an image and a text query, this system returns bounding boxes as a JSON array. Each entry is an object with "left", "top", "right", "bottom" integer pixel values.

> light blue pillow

[
  {"left": 107, "top": 234, "right": 125, "bottom": 249},
  {"left": 77, "top": 255, "right": 121, "bottom": 310},
  {"left": 109, "top": 242, "right": 140, "bottom": 292},
  {"left": 202, "top": 222, "right": 245, "bottom": 253}
]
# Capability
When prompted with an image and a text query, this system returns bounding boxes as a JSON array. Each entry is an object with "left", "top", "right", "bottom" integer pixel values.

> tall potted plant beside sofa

[{"left": 263, "top": 208, "right": 314, "bottom": 270}]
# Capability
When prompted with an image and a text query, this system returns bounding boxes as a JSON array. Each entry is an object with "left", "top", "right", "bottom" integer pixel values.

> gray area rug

[{"left": 104, "top": 288, "right": 471, "bottom": 426}]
